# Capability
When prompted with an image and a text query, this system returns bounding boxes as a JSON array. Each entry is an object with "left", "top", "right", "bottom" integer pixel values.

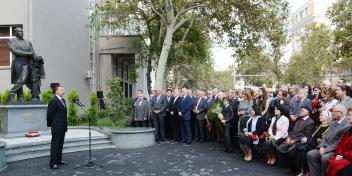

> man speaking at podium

[{"left": 47, "top": 85, "right": 68, "bottom": 169}]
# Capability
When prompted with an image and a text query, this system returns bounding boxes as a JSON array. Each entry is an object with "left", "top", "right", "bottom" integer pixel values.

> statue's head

[{"left": 14, "top": 27, "right": 24, "bottom": 39}]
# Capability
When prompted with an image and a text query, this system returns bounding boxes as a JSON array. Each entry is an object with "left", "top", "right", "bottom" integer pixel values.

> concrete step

[
  {"left": 7, "top": 143, "right": 115, "bottom": 163},
  {"left": 6, "top": 137, "right": 111, "bottom": 155},
  {"left": 3, "top": 129, "right": 115, "bottom": 163}
]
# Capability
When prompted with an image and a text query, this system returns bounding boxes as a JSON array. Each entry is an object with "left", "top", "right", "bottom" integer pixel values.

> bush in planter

[
  {"left": 67, "top": 90, "right": 79, "bottom": 126},
  {"left": 24, "top": 90, "right": 32, "bottom": 101},
  {"left": 0, "top": 89, "right": 10, "bottom": 105},
  {"left": 41, "top": 89, "right": 53, "bottom": 104},
  {"left": 105, "top": 77, "right": 129, "bottom": 127},
  {"left": 80, "top": 92, "right": 99, "bottom": 126}
]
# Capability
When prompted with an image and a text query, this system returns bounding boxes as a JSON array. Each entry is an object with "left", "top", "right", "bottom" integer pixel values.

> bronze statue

[{"left": 8, "top": 27, "right": 45, "bottom": 102}]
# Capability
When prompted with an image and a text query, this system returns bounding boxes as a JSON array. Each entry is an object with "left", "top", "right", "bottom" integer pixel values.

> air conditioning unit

[{"left": 84, "top": 69, "right": 93, "bottom": 79}]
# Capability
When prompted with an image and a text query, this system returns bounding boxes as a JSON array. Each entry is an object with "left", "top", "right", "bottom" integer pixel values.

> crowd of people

[{"left": 131, "top": 78, "right": 352, "bottom": 176}]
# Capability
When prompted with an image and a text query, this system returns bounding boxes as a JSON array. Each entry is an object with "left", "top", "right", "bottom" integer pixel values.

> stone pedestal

[
  {"left": 110, "top": 127, "right": 155, "bottom": 149},
  {"left": 0, "top": 104, "right": 50, "bottom": 138},
  {"left": 0, "top": 141, "right": 6, "bottom": 172}
]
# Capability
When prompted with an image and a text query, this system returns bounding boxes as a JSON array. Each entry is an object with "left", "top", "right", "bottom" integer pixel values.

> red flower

[{"left": 251, "top": 134, "right": 259, "bottom": 141}]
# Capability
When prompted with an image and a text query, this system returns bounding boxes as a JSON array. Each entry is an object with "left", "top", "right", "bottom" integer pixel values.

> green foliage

[
  {"left": 328, "top": 0, "right": 352, "bottom": 71},
  {"left": 67, "top": 90, "right": 80, "bottom": 126},
  {"left": 236, "top": 47, "right": 275, "bottom": 87},
  {"left": 24, "top": 90, "right": 32, "bottom": 101},
  {"left": 283, "top": 24, "right": 333, "bottom": 85},
  {"left": 41, "top": 89, "right": 53, "bottom": 104},
  {"left": 87, "top": 92, "right": 98, "bottom": 126},
  {"left": 105, "top": 77, "right": 129, "bottom": 127},
  {"left": 0, "top": 92, "right": 2, "bottom": 105},
  {"left": 1, "top": 90, "right": 10, "bottom": 105},
  {"left": 92, "top": 0, "right": 289, "bottom": 90}
]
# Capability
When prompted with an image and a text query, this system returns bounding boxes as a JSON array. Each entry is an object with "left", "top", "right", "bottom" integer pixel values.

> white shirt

[
  {"left": 302, "top": 116, "right": 309, "bottom": 121},
  {"left": 56, "top": 95, "right": 66, "bottom": 107}
]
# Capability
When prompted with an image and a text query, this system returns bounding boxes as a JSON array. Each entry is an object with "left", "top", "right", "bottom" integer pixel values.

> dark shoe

[
  {"left": 185, "top": 141, "right": 192, "bottom": 145},
  {"left": 224, "top": 148, "right": 229, "bottom": 152},
  {"left": 194, "top": 138, "right": 200, "bottom": 142},
  {"left": 199, "top": 139, "right": 204, "bottom": 143},
  {"left": 181, "top": 140, "right": 186, "bottom": 143},
  {"left": 228, "top": 149, "right": 234, "bottom": 153},
  {"left": 50, "top": 164, "right": 59, "bottom": 169},
  {"left": 57, "top": 161, "right": 68, "bottom": 165}
]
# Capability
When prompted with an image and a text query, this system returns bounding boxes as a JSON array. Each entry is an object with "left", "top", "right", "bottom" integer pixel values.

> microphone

[{"left": 73, "top": 98, "right": 85, "bottom": 107}]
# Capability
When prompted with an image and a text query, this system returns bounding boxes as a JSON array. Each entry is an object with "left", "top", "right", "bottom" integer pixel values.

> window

[{"left": 0, "top": 25, "right": 22, "bottom": 67}]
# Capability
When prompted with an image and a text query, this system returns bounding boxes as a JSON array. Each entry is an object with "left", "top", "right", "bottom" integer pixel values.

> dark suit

[
  {"left": 193, "top": 98, "right": 208, "bottom": 141},
  {"left": 307, "top": 118, "right": 351, "bottom": 176},
  {"left": 223, "top": 104, "right": 234, "bottom": 150},
  {"left": 151, "top": 95, "right": 168, "bottom": 140},
  {"left": 170, "top": 96, "right": 182, "bottom": 141},
  {"left": 165, "top": 96, "right": 173, "bottom": 139},
  {"left": 178, "top": 96, "right": 194, "bottom": 142},
  {"left": 277, "top": 116, "right": 315, "bottom": 169},
  {"left": 289, "top": 98, "right": 312, "bottom": 130},
  {"left": 47, "top": 95, "right": 67, "bottom": 166}
]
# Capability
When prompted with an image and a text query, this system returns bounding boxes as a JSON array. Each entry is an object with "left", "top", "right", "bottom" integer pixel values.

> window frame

[{"left": 0, "top": 25, "right": 21, "bottom": 69}]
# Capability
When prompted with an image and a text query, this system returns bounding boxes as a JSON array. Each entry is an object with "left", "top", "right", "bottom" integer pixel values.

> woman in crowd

[
  {"left": 304, "top": 84, "right": 315, "bottom": 100},
  {"left": 238, "top": 88, "right": 254, "bottom": 134},
  {"left": 295, "top": 111, "right": 330, "bottom": 176},
  {"left": 311, "top": 86, "right": 322, "bottom": 124},
  {"left": 263, "top": 104, "right": 289, "bottom": 166},
  {"left": 319, "top": 88, "right": 338, "bottom": 122},
  {"left": 256, "top": 88, "right": 268, "bottom": 112},
  {"left": 262, "top": 88, "right": 276, "bottom": 123},
  {"left": 239, "top": 105, "right": 267, "bottom": 162},
  {"left": 326, "top": 107, "right": 352, "bottom": 176},
  {"left": 222, "top": 97, "right": 235, "bottom": 153}
]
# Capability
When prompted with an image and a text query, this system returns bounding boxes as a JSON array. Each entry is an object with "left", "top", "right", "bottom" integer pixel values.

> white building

[{"left": 290, "top": 0, "right": 337, "bottom": 53}]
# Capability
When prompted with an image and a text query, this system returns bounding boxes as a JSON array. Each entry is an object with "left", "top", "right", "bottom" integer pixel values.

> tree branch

[
  {"left": 174, "top": 4, "right": 205, "bottom": 20},
  {"left": 180, "top": 16, "right": 195, "bottom": 42},
  {"left": 149, "top": 0, "right": 165, "bottom": 22}
]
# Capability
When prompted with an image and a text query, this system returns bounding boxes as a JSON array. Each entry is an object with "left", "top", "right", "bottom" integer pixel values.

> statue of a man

[{"left": 8, "top": 27, "right": 44, "bottom": 102}]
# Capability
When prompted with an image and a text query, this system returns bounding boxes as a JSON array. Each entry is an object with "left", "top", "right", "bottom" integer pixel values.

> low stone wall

[
  {"left": 110, "top": 127, "right": 155, "bottom": 149},
  {"left": 0, "top": 141, "right": 7, "bottom": 172},
  {"left": 0, "top": 104, "right": 50, "bottom": 138}
]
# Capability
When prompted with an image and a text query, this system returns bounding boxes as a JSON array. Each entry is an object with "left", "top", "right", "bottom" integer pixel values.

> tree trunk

[{"left": 154, "top": 25, "right": 174, "bottom": 89}]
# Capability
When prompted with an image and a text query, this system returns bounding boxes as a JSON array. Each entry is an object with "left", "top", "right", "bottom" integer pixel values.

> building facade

[
  {"left": 290, "top": 0, "right": 337, "bottom": 53},
  {"left": 0, "top": 0, "right": 148, "bottom": 104}
]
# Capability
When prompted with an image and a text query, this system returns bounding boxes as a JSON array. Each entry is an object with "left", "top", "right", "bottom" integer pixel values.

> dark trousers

[
  {"left": 337, "top": 164, "right": 352, "bottom": 176},
  {"left": 181, "top": 119, "right": 192, "bottom": 142},
  {"left": 224, "top": 119, "right": 234, "bottom": 149},
  {"left": 10, "top": 64, "right": 29, "bottom": 99},
  {"left": 153, "top": 114, "right": 165, "bottom": 140},
  {"left": 50, "top": 133, "right": 66, "bottom": 166},
  {"left": 194, "top": 119, "right": 205, "bottom": 140},
  {"left": 135, "top": 121, "right": 147, "bottom": 127},
  {"left": 170, "top": 114, "right": 182, "bottom": 140}
]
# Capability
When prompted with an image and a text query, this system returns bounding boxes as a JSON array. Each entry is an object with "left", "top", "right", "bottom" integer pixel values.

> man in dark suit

[
  {"left": 307, "top": 104, "right": 351, "bottom": 176},
  {"left": 151, "top": 89, "right": 168, "bottom": 142},
  {"left": 193, "top": 90, "right": 208, "bottom": 143},
  {"left": 165, "top": 89, "right": 174, "bottom": 140},
  {"left": 178, "top": 88, "right": 194, "bottom": 145},
  {"left": 277, "top": 105, "right": 315, "bottom": 173},
  {"left": 170, "top": 89, "right": 182, "bottom": 141},
  {"left": 225, "top": 89, "right": 239, "bottom": 152},
  {"left": 47, "top": 85, "right": 68, "bottom": 169},
  {"left": 289, "top": 89, "right": 312, "bottom": 129}
]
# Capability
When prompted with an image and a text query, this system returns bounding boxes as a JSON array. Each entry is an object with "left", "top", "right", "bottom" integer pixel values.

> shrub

[
  {"left": 41, "top": 89, "right": 53, "bottom": 104},
  {"left": 105, "top": 77, "right": 129, "bottom": 127},
  {"left": 1, "top": 90, "right": 10, "bottom": 105},
  {"left": 67, "top": 90, "right": 79, "bottom": 126},
  {"left": 24, "top": 90, "right": 32, "bottom": 101},
  {"left": 87, "top": 92, "right": 99, "bottom": 125}
]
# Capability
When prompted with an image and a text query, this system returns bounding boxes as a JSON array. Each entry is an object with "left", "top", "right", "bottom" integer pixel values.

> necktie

[
  {"left": 61, "top": 98, "right": 66, "bottom": 107},
  {"left": 174, "top": 96, "right": 178, "bottom": 103},
  {"left": 298, "top": 119, "right": 304, "bottom": 128},
  {"left": 139, "top": 100, "right": 142, "bottom": 107},
  {"left": 196, "top": 99, "right": 201, "bottom": 109},
  {"left": 272, "top": 116, "right": 280, "bottom": 135}
]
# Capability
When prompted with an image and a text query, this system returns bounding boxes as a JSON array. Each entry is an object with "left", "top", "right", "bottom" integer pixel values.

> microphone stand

[{"left": 74, "top": 101, "right": 103, "bottom": 169}]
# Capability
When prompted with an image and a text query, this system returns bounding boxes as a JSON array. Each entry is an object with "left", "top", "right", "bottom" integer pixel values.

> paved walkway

[{"left": 1, "top": 142, "right": 286, "bottom": 176}]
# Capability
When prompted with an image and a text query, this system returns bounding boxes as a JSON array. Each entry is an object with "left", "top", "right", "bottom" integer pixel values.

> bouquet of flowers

[
  {"left": 260, "top": 131, "right": 277, "bottom": 147},
  {"left": 207, "top": 99, "right": 224, "bottom": 128},
  {"left": 251, "top": 134, "right": 259, "bottom": 145}
]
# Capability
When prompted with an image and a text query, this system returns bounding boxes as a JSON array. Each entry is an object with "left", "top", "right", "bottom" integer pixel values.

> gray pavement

[{"left": 1, "top": 142, "right": 286, "bottom": 176}]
